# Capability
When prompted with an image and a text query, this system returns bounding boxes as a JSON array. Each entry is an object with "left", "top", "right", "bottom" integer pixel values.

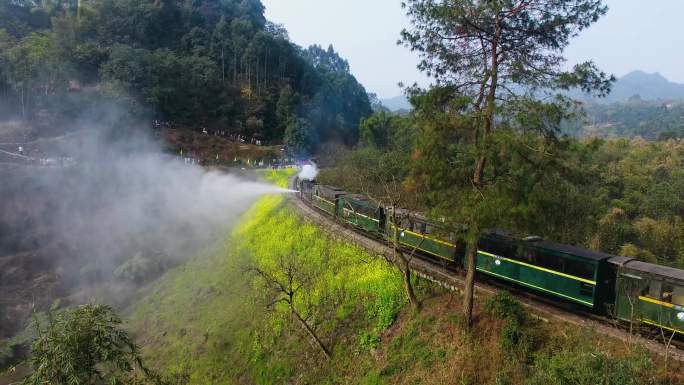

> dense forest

[
  {"left": 563, "top": 98, "right": 684, "bottom": 140},
  {"left": 321, "top": 105, "right": 684, "bottom": 270},
  {"left": 0, "top": 0, "right": 372, "bottom": 150}
]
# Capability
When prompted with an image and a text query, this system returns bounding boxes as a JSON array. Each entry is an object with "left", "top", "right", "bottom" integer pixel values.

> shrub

[
  {"left": 485, "top": 292, "right": 525, "bottom": 322},
  {"left": 358, "top": 331, "right": 380, "bottom": 351},
  {"left": 485, "top": 292, "right": 537, "bottom": 359},
  {"left": 500, "top": 318, "right": 534, "bottom": 359},
  {"left": 20, "top": 304, "right": 174, "bottom": 385},
  {"left": 528, "top": 347, "right": 657, "bottom": 385}
]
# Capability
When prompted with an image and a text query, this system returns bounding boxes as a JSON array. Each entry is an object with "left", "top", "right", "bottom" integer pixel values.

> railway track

[{"left": 285, "top": 178, "right": 684, "bottom": 362}]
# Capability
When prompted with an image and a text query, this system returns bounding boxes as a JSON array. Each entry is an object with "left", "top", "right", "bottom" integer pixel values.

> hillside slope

[
  {"left": 124, "top": 169, "right": 681, "bottom": 385},
  {"left": 0, "top": 1, "right": 371, "bottom": 148}
]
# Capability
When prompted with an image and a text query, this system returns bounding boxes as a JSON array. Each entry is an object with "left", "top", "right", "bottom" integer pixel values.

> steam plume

[
  {"left": 298, "top": 163, "right": 319, "bottom": 181},
  {"left": 0, "top": 109, "right": 288, "bottom": 308}
]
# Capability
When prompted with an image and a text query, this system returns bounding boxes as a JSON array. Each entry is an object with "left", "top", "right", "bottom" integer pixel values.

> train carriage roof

[
  {"left": 618, "top": 259, "right": 684, "bottom": 282},
  {"left": 530, "top": 240, "right": 615, "bottom": 262},
  {"left": 483, "top": 230, "right": 614, "bottom": 262},
  {"left": 342, "top": 194, "right": 380, "bottom": 209},
  {"left": 315, "top": 185, "right": 346, "bottom": 199}
]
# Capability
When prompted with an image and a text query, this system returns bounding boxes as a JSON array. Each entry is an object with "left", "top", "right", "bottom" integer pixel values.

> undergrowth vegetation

[
  {"left": 124, "top": 169, "right": 681, "bottom": 385},
  {"left": 126, "top": 169, "right": 405, "bottom": 383}
]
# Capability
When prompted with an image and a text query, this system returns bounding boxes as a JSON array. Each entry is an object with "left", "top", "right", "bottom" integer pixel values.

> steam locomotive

[{"left": 295, "top": 177, "right": 684, "bottom": 336}]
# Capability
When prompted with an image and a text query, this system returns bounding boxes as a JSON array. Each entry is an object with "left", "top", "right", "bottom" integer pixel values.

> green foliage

[
  {"left": 485, "top": 293, "right": 535, "bottom": 359},
  {"left": 125, "top": 169, "right": 402, "bottom": 383},
  {"left": 304, "top": 44, "right": 373, "bottom": 145},
  {"left": 565, "top": 100, "right": 684, "bottom": 139},
  {"left": 358, "top": 331, "right": 380, "bottom": 351},
  {"left": 20, "top": 304, "right": 170, "bottom": 385},
  {"left": 237, "top": 188, "right": 404, "bottom": 355},
  {"left": 257, "top": 167, "right": 297, "bottom": 188},
  {"left": 586, "top": 138, "right": 684, "bottom": 267},
  {"left": 317, "top": 111, "right": 416, "bottom": 208},
  {"left": 400, "top": 0, "right": 614, "bottom": 102},
  {"left": 484, "top": 292, "right": 525, "bottom": 322},
  {"left": 499, "top": 318, "right": 535, "bottom": 360},
  {"left": 528, "top": 347, "right": 657, "bottom": 385},
  {"left": 360, "top": 370, "right": 385, "bottom": 385},
  {"left": 284, "top": 118, "right": 318, "bottom": 156},
  {"left": 357, "top": 110, "right": 415, "bottom": 154},
  {"left": 0, "top": 1, "right": 371, "bottom": 143},
  {"left": 367, "top": 282, "right": 404, "bottom": 331}
]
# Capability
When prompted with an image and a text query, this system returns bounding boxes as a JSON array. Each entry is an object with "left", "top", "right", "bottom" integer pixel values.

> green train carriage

[
  {"left": 470, "top": 231, "right": 613, "bottom": 310},
  {"left": 299, "top": 181, "right": 684, "bottom": 335},
  {"left": 385, "top": 210, "right": 462, "bottom": 263},
  {"left": 297, "top": 178, "right": 316, "bottom": 201},
  {"left": 610, "top": 258, "right": 684, "bottom": 335},
  {"left": 312, "top": 185, "right": 345, "bottom": 216},
  {"left": 338, "top": 194, "right": 385, "bottom": 236}
]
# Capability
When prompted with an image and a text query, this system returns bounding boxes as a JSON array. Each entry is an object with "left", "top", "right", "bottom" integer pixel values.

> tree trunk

[
  {"left": 462, "top": 236, "right": 478, "bottom": 328},
  {"left": 221, "top": 46, "right": 225, "bottom": 84},
  {"left": 399, "top": 251, "right": 419, "bottom": 310},
  {"left": 233, "top": 51, "right": 237, "bottom": 85},
  {"left": 392, "top": 210, "right": 419, "bottom": 310},
  {"left": 462, "top": 16, "right": 502, "bottom": 328},
  {"left": 291, "top": 308, "right": 331, "bottom": 359}
]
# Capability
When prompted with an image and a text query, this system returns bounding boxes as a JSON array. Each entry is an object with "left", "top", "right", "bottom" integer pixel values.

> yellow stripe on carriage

[
  {"left": 641, "top": 319, "right": 684, "bottom": 335},
  {"left": 389, "top": 224, "right": 457, "bottom": 248},
  {"left": 313, "top": 195, "right": 335, "bottom": 206},
  {"left": 638, "top": 296, "right": 675, "bottom": 309},
  {"left": 477, "top": 250, "right": 597, "bottom": 286},
  {"left": 397, "top": 240, "right": 454, "bottom": 262},
  {"left": 476, "top": 267, "right": 595, "bottom": 307},
  {"left": 343, "top": 207, "right": 380, "bottom": 222}
]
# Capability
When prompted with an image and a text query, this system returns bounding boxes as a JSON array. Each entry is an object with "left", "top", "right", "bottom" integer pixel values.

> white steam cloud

[
  {"left": 298, "top": 163, "right": 319, "bottom": 181},
  {"left": 0, "top": 114, "right": 289, "bottom": 308}
]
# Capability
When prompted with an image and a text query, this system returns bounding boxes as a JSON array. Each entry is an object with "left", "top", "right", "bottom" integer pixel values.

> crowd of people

[
  {"left": 203, "top": 128, "right": 266, "bottom": 146},
  {"left": 152, "top": 120, "right": 269, "bottom": 146}
]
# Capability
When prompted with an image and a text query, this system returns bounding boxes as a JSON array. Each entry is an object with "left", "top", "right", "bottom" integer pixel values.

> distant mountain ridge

[
  {"left": 380, "top": 95, "right": 411, "bottom": 112},
  {"left": 575, "top": 70, "right": 684, "bottom": 103},
  {"left": 380, "top": 71, "right": 684, "bottom": 111}
]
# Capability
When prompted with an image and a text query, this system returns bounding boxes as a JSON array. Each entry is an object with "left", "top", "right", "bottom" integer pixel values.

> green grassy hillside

[
  {"left": 126, "top": 169, "right": 681, "bottom": 385},
  {"left": 126, "top": 169, "right": 405, "bottom": 384}
]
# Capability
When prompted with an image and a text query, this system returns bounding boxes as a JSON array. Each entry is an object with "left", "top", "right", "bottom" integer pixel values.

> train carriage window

[
  {"left": 480, "top": 238, "right": 511, "bottom": 258},
  {"left": 425, "top": 224, "right": 434, "bottom": 235},
  {"left": 509, "top": 244, "right": 531, "bottom": 263},
  {"left": 673, "top": 286, "right": 684, "bottom": 307},
  {"left": 528, "top": 249, "right": 564, "bottom": 272},
  {"left": 642, "top": 280, "right": 663, "bottom": 300},
  {"left": 565, "top": 259, "right": 595, "bottom": 281},
  {"left": 663, "top": 283, "right": 674, "bottom": 304},
  {"left": 410, "top": 221, "right": 421, "bottom": 233}
]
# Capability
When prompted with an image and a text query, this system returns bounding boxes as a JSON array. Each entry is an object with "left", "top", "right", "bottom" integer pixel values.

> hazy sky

[{"left": 262, "top": 0, "right": 684, "bottom": 99}]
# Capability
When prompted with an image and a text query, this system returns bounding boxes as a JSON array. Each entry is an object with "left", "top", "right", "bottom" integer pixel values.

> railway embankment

[{"left": 119, "top": 169, "right": 683, "bottom": 384}]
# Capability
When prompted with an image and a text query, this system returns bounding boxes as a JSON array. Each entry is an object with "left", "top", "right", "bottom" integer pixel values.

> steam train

[{"left": 294, "top": 177, "right": 684, "bottom": 336}]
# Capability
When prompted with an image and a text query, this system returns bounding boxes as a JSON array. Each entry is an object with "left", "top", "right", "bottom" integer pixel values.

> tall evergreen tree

[{"left": 401, "top": 0, "right": 614, "bottom": 327}]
